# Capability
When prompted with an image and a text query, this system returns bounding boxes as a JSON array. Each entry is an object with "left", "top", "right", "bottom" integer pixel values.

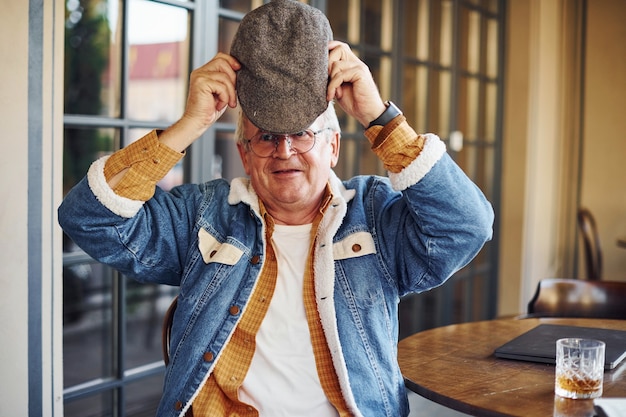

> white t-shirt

[{"left": 238, "top": 223, "right": 338, "bottom": 417}]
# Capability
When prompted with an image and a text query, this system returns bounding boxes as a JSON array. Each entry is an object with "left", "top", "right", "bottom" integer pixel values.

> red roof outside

[{"left": 129, "top": 42, "right": 182, "bottom": 80}]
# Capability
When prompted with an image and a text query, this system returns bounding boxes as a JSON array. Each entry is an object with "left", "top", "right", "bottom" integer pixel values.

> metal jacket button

[
  {"left": 352, "top": 243, "right": 362, "bottom": 252},
  {"left": 229, "top": 305, "right": 240, "bottom": 315},
  {"left": 203, "top": 352, "right": 214, "bottom": 362}
]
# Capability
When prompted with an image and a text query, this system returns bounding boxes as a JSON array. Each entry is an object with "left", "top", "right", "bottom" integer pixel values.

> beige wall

[
  {"left": 0, "top": 1, "right": 31, "bottom": 415},
  {"left": 499, "top": 0, "right": 626, "bottom": 317},
  {"left": 581, "top": 0, "right": 626, "bottom": 282},
  {"left": 499, "top": 0, "right": 531, "bottom": 316},
  {"left": 0, "top": 1, "right": 64, "bottom": 416},
  {"left": 500, "top": 0, "right": 572, "bottom": 316}
]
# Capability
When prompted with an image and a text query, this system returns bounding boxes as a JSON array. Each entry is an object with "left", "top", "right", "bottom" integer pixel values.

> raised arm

[{"left": 108, "top": 53, "right": 240, "bottom": 189}]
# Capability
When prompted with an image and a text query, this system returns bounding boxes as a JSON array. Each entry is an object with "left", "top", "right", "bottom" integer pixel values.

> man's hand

[
  {"left": 327, "top": 41, "right": 387, "bottom": 128},
  {"left": 160, "top": 53, "right": 240, "bottom": 152}
]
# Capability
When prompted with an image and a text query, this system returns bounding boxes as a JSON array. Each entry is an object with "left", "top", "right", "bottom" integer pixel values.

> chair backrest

[
  {"left": 161, "top": 296, "right": 178, "bottom": 365},
  {"left": 577, "top": 208, "right": 603, "bottom": 281},
  {"left": 527, "top": 278, "right": 626, "bottom": 319}
]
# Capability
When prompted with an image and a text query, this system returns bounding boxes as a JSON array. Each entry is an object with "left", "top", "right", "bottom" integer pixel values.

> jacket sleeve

[
  {"left": 58, "top": 156, "right": 203, "bottom": 286},
  {"left": 368, "top": 121, "right": 494, "bottom": 295}
]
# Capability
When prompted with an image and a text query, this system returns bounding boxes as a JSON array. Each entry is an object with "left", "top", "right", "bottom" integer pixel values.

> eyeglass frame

[{"left": 244, "top": 128, "right": 333, "bottom": 158}]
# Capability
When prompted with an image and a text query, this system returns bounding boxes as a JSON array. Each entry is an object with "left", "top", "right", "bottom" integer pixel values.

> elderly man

[{"left": 58, "top": 1, "right": 493, "bottom": 416}]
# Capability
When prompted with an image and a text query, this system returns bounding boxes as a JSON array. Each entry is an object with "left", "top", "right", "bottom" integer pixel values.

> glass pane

[
  {"left": 462, "top": 76, "right": 480, "bottom": 140},
  {"left": 219, "top": 17, "right": 240, "bottom": 54},
  {"left": 219, "top": 0, "right": 255, "bottom": 13},
  {"left": 486, "top": 18, "right": 499, "bottom": 78},
  {"left": 126, "top": 374, "right": 166, "bottom": 416},
  {"left": 364, "top": 0, "right": 392, "bottom": 50},
  {"left": 485, "top": 82, "right": 497, "bottom": 143},
  {"left": 456, "top": 142, "right": 478, "bottom": 180},
  {"left": 482, "top": 146, "right": 495, "bottom": 201},
  {"left": 64, "top": 0, "right": 122, "bottom": 117},
  {"left": 127, "top": 127, "right": 152, "bottom": 145},
  {"left": 326, "top": 0, "right": 351, "bottom": 42},
  {"left": 438, "top": 0, "right": 453, "bottom": 66},
  {"left": 363, "top": 0, "right": 382, "bottom": 46},
  {"left": 403, "top": 0, "right": 430, "bottom": 60},
  {"left": 218, "top": 16, "right": 242, "bottom": 124},
  {"left": 437, "top": 70, "right": 451, "bottom": 138},
  {"left": 364, "top": 55, "right": 391, "bottom": 105},
  {"left": 467, "top": 0, "right": 500, "bottom": 14},
  {"left": 473, "top": 145, "right": 494, "bottom": 201},
  {"left": 63, "top": 127, "right": 119, "bottom": 194},
  {"left": 402, "top": 64, "right": 428, "bottom": 133},
  {"left": 337, "top": 136, "right": 384, "bottom": 177},
  {"left": 461, "top": 8, "right": 481, "bottom": 73},
  {"left": 63, "top": 263, "right": 116, "bottom": 386},
  {"left": 125, "top": 282, "right": 178, "bottom": 369},
  {"left": 426, "top": 70, "right": 441, "bottom": 134},
  {"left": 64, "top": 390, "right": 114, "bottom": 417},
  {"left": 487, "top": 0, "right": 500, "bottom": 14},
  {"left": 127, "top": 0, "right": 190, "bottom": 123}
]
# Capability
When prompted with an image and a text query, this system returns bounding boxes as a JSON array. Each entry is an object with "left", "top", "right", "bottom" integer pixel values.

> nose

[{"left": 273, "top": 136, "right": 295, "bottom": 158}]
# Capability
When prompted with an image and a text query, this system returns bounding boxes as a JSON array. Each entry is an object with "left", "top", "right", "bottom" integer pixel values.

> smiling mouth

[{"left": 272, "top": 167, "right": 301, "bottom": 174}]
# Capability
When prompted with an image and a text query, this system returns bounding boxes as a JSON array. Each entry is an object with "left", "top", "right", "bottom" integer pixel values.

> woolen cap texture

[{"left": 230, "top": 0, "right": 333, "bottom": 133}]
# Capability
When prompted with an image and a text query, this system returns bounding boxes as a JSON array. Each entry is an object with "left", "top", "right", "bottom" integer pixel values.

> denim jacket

[{"left": 58, "top": 133, "right": 494, "bottom": 417}]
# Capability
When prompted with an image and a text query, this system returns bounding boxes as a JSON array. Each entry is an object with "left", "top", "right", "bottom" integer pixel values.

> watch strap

[{"left": 368, "top": 101, "right": 402, "bottom": 128}]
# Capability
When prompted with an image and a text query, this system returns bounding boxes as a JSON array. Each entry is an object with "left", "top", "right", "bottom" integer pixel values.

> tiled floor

[{"left": 407, "top": 391, "right": 472, "bottom": 417}]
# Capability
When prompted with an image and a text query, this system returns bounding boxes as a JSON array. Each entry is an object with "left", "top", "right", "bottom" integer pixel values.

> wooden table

[{"left": 398, "top": 318, "right": 626, "bottom": 417}]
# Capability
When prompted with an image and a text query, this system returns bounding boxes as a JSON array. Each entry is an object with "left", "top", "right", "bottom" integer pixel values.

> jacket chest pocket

[
  {"left": 198, "top": 228, "right": 244, "bottom": 265},
  {"left": 333, "top": 232, "right": 384, "bottom": 308}
]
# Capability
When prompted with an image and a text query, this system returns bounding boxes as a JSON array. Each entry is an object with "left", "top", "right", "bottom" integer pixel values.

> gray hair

[{"left": 235, "top": 101, "right": 341, "bottom": 146}]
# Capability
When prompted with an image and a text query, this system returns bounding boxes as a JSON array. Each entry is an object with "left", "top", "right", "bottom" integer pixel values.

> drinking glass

[{"left": 555, "top": 338, "right": 605, "bottom": 399}]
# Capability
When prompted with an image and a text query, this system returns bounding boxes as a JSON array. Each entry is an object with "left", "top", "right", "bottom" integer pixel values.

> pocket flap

[
  {"left": 333, "top": 231, "right": 376, "bottom": 260},
  {"left": 198, "top": 228, "right": 244, "bottom": 265}
]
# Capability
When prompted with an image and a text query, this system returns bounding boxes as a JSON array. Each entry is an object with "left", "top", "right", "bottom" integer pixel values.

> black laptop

[{"left": 494, "top": 324, "right": 626, "bottom": 370}]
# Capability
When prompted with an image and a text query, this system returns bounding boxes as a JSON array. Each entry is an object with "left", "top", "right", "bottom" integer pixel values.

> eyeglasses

[{"left": 245, "top": 128, "right": 331, "bottom": 158}]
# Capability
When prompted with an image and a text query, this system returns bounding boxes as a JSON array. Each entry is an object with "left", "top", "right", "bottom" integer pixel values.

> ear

[
  {"left": 329, "top": 131, "right": 340, "bottom": 168},
  {"left": 236, "top": 142, "right": 252, "bottom": 176}
]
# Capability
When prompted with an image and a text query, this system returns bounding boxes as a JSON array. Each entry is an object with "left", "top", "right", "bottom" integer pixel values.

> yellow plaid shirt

[{"left": 103, "top": 115, "right": 423, "bottom": 415}]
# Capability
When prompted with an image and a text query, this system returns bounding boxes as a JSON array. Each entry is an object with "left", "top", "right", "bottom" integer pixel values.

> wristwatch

[{"left": 368, "top": 101, "right": 402, "bottom": 128}]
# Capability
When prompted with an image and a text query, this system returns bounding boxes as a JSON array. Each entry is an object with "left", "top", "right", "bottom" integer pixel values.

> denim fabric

[{"left": 58, "top": 134, "right": 493, "bottom": 417}]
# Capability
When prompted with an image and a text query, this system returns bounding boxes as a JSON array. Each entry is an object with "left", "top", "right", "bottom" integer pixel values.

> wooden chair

[
  {"left": 577, "top": 208, "right": 603, "bottom": 281},
  {"left": 161, "top": 296, "right": 178, "bottom": 366},
  {"left": 526, "top": 278, "right": 626, "bottom": 319}
]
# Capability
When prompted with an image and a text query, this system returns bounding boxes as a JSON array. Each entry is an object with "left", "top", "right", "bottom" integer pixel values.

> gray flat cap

[{"left": 230, "top": 0, "right": 333, "bottom": 133}]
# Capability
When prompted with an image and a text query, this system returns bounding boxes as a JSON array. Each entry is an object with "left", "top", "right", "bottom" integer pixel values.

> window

[
  {"left": 62, "top": 0, "right": 191, "bottom": 415},
  {"left": 324, "top": 0, "right": 505, "bottom": 336}
]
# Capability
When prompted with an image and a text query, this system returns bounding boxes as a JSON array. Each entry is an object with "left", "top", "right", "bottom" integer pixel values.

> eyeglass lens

[{"left": 248, "top": 129, "right": 321, "bottom": 157}]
